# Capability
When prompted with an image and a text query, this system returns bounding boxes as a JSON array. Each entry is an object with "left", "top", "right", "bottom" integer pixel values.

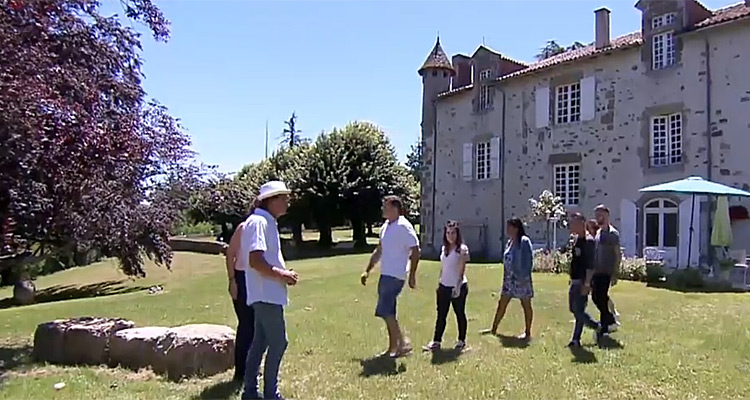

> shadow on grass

[
  {"left": 0, "top": 344, "right": 34, "bottom": 374},
  {"left": 497, "top": 335, "right": 530, "bottom": 349},
  {"left": 0, "top": 280, "right": 149, "bottom": 310},
  {"left": 192, "top": 379, "right": 242, "bottom": 400},
  {"left": 598, "top": 335, "right": 624, "bottom": 350},
  {"left": 646, "top": 281, "right": 746, "bottom": 294},
  {"left": 283, "top": 240, "right": 376, "bottom": 261},
  {"left": 569, "top": 346, "right": 597, "bottom": 364},
  {"left": 354, "top": 355, "right": 406, "bottom": 377},
  {"left": 430, "top": 348, "right": 464, "bottom": 365}
]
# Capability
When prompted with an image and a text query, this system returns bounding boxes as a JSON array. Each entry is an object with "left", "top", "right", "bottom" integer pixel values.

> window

[
  {"left": 555, "top": 82, "right": 581, "bottom": 124},
  {"left": 554, "top": 164, "right": 580, "bottom": 206},
  {"left": 479, "top": 69, "right": 492, "bottom": 80},
  {"left": 644, "top": 199, "right": 678, "bottom": 248},
  {"left": 650, "top": 113, "right": 682, "bottom": 167},
  {"left": 479, "top": 85, "right": 493, "bottom": 110},
  {"left": 652, "top": 31, "right": 676, "bottom": 70},
  {"left": 476, "top": 141, "right": 491, "bottom": 180},
  {"left": 651, "top": 12, "right": 677, "bottom": 29}
]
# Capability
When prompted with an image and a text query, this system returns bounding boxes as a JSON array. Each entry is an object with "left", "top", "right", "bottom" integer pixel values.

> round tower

[{"left": 417, "top": 37, "right": 454, "bottom": 253}]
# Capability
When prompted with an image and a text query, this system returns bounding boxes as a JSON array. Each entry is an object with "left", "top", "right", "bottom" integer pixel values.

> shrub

[
  {"left": 532, "top": 249, "right": 569, "bottom": 274},
  {"left": 618, "top": 257, "right": 647, "bottom": 282},
  {"left": 173, "top": 222, "right": 218, "bottom": 237},
  {"left": 669, "top": 268, "right": 705, "bottom": 289},
  {"left": 646, "top": 263, "right": 667, "bottom": 284}
]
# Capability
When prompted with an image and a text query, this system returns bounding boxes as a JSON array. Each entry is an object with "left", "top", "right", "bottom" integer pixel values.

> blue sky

[{"left": 123, "top": 0, "right": 732, "bottom": 173}]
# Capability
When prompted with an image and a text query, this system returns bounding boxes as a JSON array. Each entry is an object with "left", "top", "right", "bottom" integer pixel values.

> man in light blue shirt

[{"left": 240, "top": 181, "right": 298, "bottom": 400}]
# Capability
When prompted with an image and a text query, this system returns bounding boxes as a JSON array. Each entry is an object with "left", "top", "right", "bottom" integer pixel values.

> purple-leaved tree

[{"left": 0, "top": 0, "right": 193, "bottom": 282}]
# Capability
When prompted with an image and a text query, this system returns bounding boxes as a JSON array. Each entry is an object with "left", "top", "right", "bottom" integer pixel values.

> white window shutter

[
  {"left": 535, "top": 85, "right": 549, "bottom": 128},
  {"left": 490, "top": 137, "right": 500, "bottom": 179},
  {"left": 462, "top": 143, "right": 473, "bottom": 181},
  {"left": 619, "top": 199, "right": 637, "bottom": 257},
  {"left": 580, "top": 76, "right": 596, "bottom": 121}
]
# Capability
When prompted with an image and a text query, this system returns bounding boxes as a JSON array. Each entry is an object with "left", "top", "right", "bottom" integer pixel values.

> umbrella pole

[{"left": 687, "top": 193, "right": 695, "bottom": 269}]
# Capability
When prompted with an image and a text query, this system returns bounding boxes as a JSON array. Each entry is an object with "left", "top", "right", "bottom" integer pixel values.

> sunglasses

[{"left": 445, "top": 220, "right": 459, "bottom": 228}]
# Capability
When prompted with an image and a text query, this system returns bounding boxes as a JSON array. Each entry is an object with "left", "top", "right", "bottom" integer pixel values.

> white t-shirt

[
  {"left": 379, "top": 216, "right": 420, "bottom": 280},
  {"left": 439, "top": 244, "right": 469, "bottom": 287},
  {"left": 241, "top": 208, "right": 288, "bottom": 306},
  {"left": 231, "top": 219, "right": 249, "bottom": 272}
]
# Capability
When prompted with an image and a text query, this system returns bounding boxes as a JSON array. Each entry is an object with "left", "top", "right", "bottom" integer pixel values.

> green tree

[
  {"left": 307, "top": 122, "right": 412, "bottom": 248},
  {"left": 535, "top": 40, "right": 566, "bottom": 61},
  {"left": 567, "top": 41, "right": 586, "bottom": 51},
  {"left": 187, "top": 175, "right": 254, "bottom": 242},
  {"left": 527, "top": 190, "right": 568, "bottom": 250},
  {"left": 279, "top": 112, "right": 306, "bottom": 148},
  {"left": 405, "top": 139, "right": 423, "bottom": 182}
]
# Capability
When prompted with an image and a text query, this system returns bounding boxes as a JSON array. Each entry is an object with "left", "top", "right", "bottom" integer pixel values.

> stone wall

[{"left": 428, "top": 20, "right": 750, "bottom": 260}]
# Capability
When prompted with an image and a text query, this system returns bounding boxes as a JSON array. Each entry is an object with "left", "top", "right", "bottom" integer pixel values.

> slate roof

[
  {"left": 695, "top": 2, "right": 750, "bottom": 28},
  {"left": 438, "top": 2, "right": 750, "bottom": 99},
  {"left": 418, "top": 37, "right": 455, "bottom": 75}
]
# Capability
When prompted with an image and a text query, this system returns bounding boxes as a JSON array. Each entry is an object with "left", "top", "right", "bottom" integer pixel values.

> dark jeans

[
  {"left": 433, "top": 283, "right": 469, "bottom": 343},
  {"left": 568, "top": 279, "right": 599, "bottom": 342},
  {"left": 242, "top": 302, "right": 288, "bottom": 400},
  {"left": 232, "top": 270, "right": 255, "bottom": 382},
  {"left": 592, "top": 273, "right": 616, "bottom": 333}
]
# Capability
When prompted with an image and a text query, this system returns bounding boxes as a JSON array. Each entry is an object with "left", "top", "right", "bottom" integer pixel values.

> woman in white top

[{"left": 424, "top": 220, "right": 469, "bottom": 351}]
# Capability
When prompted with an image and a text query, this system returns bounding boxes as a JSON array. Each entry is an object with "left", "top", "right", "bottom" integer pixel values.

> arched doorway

[{"left": 643, "top": 198, "right": 679, "bottom": 267}]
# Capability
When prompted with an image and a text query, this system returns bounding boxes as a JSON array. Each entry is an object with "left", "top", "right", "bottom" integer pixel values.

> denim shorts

[{"left": 375, "top": 275, "right": 405, "bottom": 318}]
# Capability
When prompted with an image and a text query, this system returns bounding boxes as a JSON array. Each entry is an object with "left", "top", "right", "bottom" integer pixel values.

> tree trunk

[
  {"left": 366, "top": 223, "right": 373, "bottom": 236},
  {"left": 351, "top": 216, "right": 366, "bottom": 248},
  {"left": 13, "top": 279, "right": 35, "bottom": 305},
  {"left": 318, "top": 224, "right": 333, "bottom": 247}
]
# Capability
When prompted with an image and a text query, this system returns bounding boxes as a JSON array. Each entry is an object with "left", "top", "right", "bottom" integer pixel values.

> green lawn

[{"left": 1, "top": 252, "right": 749, "bottom": 399}]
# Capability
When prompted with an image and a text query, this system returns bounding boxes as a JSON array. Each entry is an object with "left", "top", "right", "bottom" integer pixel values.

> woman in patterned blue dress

[{"left": 481, "top": 218, "right": 534, "bottom": 340}]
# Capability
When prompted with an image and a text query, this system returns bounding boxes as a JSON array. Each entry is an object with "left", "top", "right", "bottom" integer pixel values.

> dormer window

[
  {"left": 652, "top": 31, "right": 676, "bottom": 70},
  {"left": 652, "top": 12, "right": 677, "bottom": 29},
  {"left": 479, "top": 69, "right": 492, "bottom": 80}
]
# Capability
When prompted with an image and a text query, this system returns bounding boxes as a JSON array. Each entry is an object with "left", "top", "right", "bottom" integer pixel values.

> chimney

[
  {"left": 595, "top": 7, "right": 611, "bottom": 49},
  {"left": 452, "top": 54, "right": 472, "bottom": 88}
]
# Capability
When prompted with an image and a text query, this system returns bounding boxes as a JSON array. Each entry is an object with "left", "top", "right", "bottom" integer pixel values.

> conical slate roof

[{"left": 418, "top": 37, "right": 455, "bottom": 75}]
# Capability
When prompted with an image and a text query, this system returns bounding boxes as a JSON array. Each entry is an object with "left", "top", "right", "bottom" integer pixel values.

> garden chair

[
  {"left": 728, "top": 249, "right": 748, "bottom": 288},
  {"left": 643, "top": 247, "right": 665, "bottom": 268}
]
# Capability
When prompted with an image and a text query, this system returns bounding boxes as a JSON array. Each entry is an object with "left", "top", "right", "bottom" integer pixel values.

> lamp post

[{"left": 549, "top": 215, "right": 559, "bottom": 251}]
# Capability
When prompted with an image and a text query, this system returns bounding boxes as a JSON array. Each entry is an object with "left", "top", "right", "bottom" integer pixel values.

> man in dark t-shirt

[{"left": 567, "top": 212, "right": 599, "bottom": 348}]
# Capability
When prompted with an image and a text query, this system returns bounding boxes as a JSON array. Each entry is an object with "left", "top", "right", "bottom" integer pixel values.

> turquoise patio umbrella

[{"left": 639, "top": 176, "right": 750, "bottom": 267}]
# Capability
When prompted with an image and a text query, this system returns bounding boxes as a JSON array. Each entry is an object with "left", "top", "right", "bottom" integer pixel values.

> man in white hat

[{"left": 239, "top": 180, "right": 298, "bottom": 400}]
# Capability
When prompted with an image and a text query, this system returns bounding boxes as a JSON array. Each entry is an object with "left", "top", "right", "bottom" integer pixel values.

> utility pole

[{"left": 264, "top": 120, "right": 269, "bottom": 159}]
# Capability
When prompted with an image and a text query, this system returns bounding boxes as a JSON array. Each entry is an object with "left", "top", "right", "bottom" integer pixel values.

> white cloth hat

[{"left": 257, "top": 180, "right": 291, "bottom": 201}]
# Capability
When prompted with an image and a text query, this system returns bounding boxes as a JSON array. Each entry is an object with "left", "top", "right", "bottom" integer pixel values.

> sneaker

[
  {"left": 517, "top": 332, "right": 531, "bottom": 341},
  {"left": 567, "top": 340, "right": 581, "bottom": 348},
  {"left": 454, "top": 340, "right": 467, "bottom": 350},
  {"left": 608, "top": 323, "right": 619, "bottom": 333},
  {"left": 422, "top": 341, "right": 441, "bottom": 351}
]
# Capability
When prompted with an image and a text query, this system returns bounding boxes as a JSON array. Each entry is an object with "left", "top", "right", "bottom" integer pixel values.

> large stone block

[
  {"left": 156, "top": 324, "right": 235, "bottom": 381},
  {"left": 109, "top": 324, "right": 235, "bottom": 381},
  {"left": 33, "top": 317, "right": 135, "bottom": 365},
  {"left": 168, "top": 238, "right": 227, "bottom": 255},
  {"left": 109, "top": 326, "right": 171, "bottom": 370}
]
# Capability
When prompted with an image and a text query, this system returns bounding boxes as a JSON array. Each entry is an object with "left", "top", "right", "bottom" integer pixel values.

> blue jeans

[
  {"left": 375, "top": 275, "right": 405, "bottom": 318},
  {"left": 242, "top": 302, "right": 288, "bottom": 400},
  {"left": 568, "top": 279, "right": 599, "bottom": 342}
]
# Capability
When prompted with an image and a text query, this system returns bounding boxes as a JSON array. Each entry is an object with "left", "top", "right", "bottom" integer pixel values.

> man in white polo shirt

[
  {"left": 239, "top": 181, "right": 299, "bottom": 400},
  {"left": 361, "top": 195, "right": 420, "bottom": 358}
]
